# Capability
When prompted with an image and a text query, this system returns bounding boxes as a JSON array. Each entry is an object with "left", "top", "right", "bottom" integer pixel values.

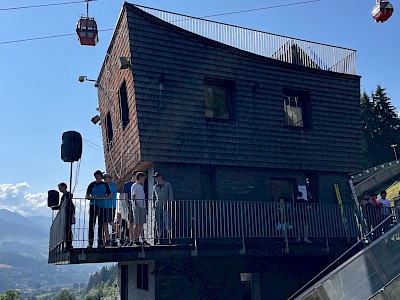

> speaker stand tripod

[{"left": 69, "top": 162, "right": 73, "bottom": 198}]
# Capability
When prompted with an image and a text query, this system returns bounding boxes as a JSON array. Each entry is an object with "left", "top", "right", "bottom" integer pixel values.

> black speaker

[
  {"left": 61, "top": 131, "right": 82, "bottom": 162},
  {"left": 48, "top": 190, "right": 59, "bottom": 207}
]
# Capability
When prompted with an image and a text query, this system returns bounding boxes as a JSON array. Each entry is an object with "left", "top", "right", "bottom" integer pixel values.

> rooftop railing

[
  {"left": 49, "top": 199, "right": 375, "bottom": 257},
  {"left": 135, "top": 5, "right": 356, "bottom": 75}
]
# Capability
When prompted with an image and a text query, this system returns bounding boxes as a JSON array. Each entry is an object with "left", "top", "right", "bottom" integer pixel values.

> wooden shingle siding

[
  {"left": 97, "top": 8, "right": 142, "bottom": 181},
  {"left": 130, "top": 4, "right": 359, "bottom": 172},
  {"left": 99, "top": 4, "right": 362, "bottom": 182}
]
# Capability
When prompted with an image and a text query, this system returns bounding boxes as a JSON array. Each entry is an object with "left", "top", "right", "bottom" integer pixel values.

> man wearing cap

[
  {"left": 86, "top": 170, "right": 112, "bottom": 249},
  {"left": 152, "top": 172, "right": 173, "bottom": 244},
  {"left": 377, "top": 190, "right": 392, "bottom": 233}
]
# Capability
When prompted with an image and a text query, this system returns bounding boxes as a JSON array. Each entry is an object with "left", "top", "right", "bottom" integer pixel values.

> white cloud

[{"left": 0, "top": 183, "right": 48, "bottom": 216}]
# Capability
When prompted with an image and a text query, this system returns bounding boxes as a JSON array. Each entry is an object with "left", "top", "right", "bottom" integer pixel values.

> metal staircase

[{"left": 291, "top": 215, "right": 400, "bottom": 300}]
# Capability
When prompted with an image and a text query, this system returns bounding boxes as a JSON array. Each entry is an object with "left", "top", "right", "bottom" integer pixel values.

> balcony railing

[
  {"left": 135, "top": 5, "right": 356, "bottom": 75},
  {"left": 48, "top": 199, "right": 392, "bottom": 257}
]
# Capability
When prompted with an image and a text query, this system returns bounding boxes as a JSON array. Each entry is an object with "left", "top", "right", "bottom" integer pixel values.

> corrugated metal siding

[{"left": 105, "top": 5, "right": 361, "bottom": 177}]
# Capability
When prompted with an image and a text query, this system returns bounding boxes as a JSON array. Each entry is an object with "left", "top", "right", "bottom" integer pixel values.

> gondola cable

[
  {"left": 0, "top": 0, "right": 97, "bottom": 11},
  {"left": 0, "top": 0, "right": 322, "bottom": 45}
]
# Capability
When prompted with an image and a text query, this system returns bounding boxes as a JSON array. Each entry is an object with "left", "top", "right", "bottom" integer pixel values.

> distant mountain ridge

[
  {"left": 0, "top": 209, "right": 105, "bottom": 293},
  {"left": 0, "top": 209, "right": 52, "bottom": 257}
]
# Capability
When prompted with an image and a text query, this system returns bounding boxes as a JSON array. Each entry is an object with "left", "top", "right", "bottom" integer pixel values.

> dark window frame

[
  {"left": 283, "top": 89, "right": 311, "bottom": 128},
  {"left": 204, "top": 78, "right": 235, "bottom": 121},
  {"left": 105, "top": 111, "right": 113, "bottom": 150},
  {"left": 201, "top": 165, "right": 217, "bottom": 200},
  {"left": 121, "top": 265, "right": 128, "bottom": 299},
  {"left": 270, "top": 178, "right": 298, "bottom": 203},
  {"left": 136, "top": 264, "right": 149, "bottom": 291},
  {"left": 119, "top": 80, "right": 130, "bottom": 129}
]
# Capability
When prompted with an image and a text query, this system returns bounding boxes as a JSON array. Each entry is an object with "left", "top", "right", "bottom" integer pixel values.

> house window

[
  {"left": 119, "top": 81, "right": 129, "bottom": 128},
  {"left": 271, "top": 179, "right": 297, "bottom": 202},
  {"left": 121, "top": 265, "right": 128, "bottom": 299},
  {"left": 201, "top": 166, "right": 216, "bottom": 200},
  {"left": 240, "top": 273, "right": 253, "bottom": 299},
  {"left": 283, "top": 90, "right": 310, "bottom": 127},
  {"left": 204, "top": 78, "right": 235, "bottom": 120},
  {"left": 105, "top": 112, "right": 113, "bottom": 149},
  {"left": 240, "top": 273, "right": 260, "bottom": 300},
  {"left": 137, "top": 264, "right": 149, "bottom": 291}
]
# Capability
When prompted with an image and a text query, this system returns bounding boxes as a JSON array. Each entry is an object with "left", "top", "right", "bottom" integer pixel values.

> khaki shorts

[
  {"left": 133, "top": 207, "right": 147, "bottom": 225},
  {"left": 128, "top": 206, "right": 134, "bottom": 223}
]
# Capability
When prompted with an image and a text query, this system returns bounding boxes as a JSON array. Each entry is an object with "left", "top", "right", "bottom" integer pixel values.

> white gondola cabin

[
  {"left": 76, "top": 17, "right": 99, "bottom": 46},
  {"left": 372, "top": 1, "right": 394, "bottom": 23}
]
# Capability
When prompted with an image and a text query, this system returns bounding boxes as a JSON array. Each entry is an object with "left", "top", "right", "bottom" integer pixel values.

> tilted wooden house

[
  {"left": 98, "top": 4, "right": 360, "bottom": 205},
  {"left": 49, "top": 3, "right": 362, "bottom": 299}
]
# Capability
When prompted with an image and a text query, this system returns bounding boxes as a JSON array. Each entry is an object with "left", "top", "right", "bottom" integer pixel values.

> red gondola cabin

[
  {"left": 76, "top": 17, "right": 99, "bottom": 46},
  {"left": 372, "top": 1, "right": 394, "bottom": 23}
]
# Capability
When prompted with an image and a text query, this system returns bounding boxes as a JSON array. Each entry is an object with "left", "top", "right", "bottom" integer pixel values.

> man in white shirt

[
  {"left": 377, "top": 190, "right": 392, "bottom": 233},
  {"left": 130, "top": 172, "right": 149, "bottom": 246},
  {"left": 377, "top": 191, "right": 391, "bottom": 211}
]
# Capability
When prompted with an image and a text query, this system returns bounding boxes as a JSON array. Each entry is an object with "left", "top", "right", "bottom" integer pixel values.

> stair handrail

[{"left": 288, "top": 212, "right": 397, "bottom": 300}]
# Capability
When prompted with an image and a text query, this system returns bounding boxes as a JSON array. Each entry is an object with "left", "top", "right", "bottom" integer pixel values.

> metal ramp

[{"left": 292, "top": 221, "right": 400, "bottom": 300}]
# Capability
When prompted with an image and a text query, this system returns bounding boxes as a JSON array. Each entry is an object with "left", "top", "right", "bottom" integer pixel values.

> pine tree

[
  {"left": 54, "top": 289, "right": 75, "bottom": 300},
  {"left": 0, "top": 291, "right": 20, "bottom": 300},
  {"left": 360, "top": 85, "right": 400, "bottom": 167},
  {"left": 360, "top": 91, "right": 374, "bottom": 168}
]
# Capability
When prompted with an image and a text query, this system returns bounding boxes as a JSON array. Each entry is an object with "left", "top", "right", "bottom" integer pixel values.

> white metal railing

[
  {"left": 49, "top": 199, "right": 375, "bottom": 252},
  {"left": 135, "top": 5, "right": 356, "bottom": 75}
]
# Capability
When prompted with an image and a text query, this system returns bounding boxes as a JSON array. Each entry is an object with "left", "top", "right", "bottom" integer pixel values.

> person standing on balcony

[
  {"left": 377, "top": 190, "right": 392, "bottom": 233},
  {"left": 369, "top": 191, "right": 381, "bottom": 232},
  {"left": 394, "top": 194, "right": 400, "bottom": 224},
  {"left": 103, "top": 173, "right": 117, "bottom": 246},
  {"left": 122, "top": 170, "right": 138, "bottom": 245},
  {"left": 53, "top": 182, "right": 75, "bottom": 250},
  {"left": 276, "top": 197, "right": 292, "bottom": 242},
  {"left": 114, "top": 212, "right": 129, "bottom": 245},
  {"left": 152, "top": 172, "right": 173, "bottom": 245},
  {"left": 360, "top": 191, "right": 375, "bottom": 234},
  {"left": 86, "top": 170, "right": 112, "bottom": 249},
  {"left": 130, "top": 172, "right": 149, "bottom": 246},
  {"left": 294, "top": 191, "right": 312, "bottom": 243}
]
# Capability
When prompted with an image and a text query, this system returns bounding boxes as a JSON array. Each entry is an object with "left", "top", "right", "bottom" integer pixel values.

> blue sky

[{"left": 0, "top": 0, "right": 399, "bottom": 216}]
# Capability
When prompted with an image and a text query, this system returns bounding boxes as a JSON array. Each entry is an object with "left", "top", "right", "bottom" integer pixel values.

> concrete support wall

[
  {"left": 142, "top": 256, "right": 335, "bottom": 300},
  {"left": 119, "top": 261, "right": 156, "bottom": 300}
]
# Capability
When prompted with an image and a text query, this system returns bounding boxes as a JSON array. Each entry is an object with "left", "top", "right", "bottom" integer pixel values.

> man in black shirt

[{"left": 86, "top": 170, "right": 112, "bottom": 249}]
